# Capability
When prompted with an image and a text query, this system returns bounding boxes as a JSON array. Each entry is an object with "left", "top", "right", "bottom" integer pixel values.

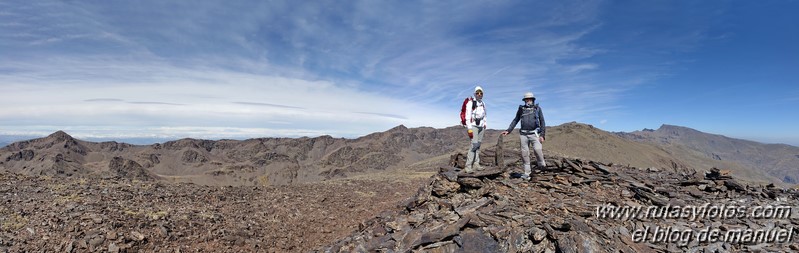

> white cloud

[
  {"left": 0, "top": 0, "right": 682, "bottom": 139},
  {"left": 565, "top": 63, "right": 599, "bottom": 74},
  {"left": 0, "top": 57, "right": 452, "bottom": 138}
]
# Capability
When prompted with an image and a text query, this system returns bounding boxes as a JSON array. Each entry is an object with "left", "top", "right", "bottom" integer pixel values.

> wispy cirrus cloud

[
  {"left": 232, "top": 102, "right": 306, "bottom": 110},
  {"left": 84, "top": 98, "right": 124, "bottom": 102},
  {"left": 1, "top": 0, "right": 760, "bottom": 140},
  {"left": 127, "top": 102, "right": 185, "bottom": 106},
  {"left": 0, "top": 56, "right": 450, "bottom": 138},
  {"left": 355, "top": 112, "right": 408, "bottom": 120},
  {"left": 0, "top": 0, "right": 639, "bottom": 137}
]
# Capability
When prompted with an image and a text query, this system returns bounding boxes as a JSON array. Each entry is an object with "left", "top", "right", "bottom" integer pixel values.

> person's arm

[
  {"left": 505, "top": 106, "right": 522, "bottom": 133},
  {"left": 482, "top": 102, "right": 487, "bottom": 128},
  {"left": 465, "top": 98, "right": 474, "bottom": 130},
  {"left": 538, "top": 106, "right": 546, "bottom": 139}
]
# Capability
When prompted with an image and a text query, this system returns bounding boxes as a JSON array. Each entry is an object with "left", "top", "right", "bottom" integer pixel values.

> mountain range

[
  {"left": 617, "top": 124, "right": 799, "bottom": 185},
  {"left": 0, "top": 125, "right": 467, "bottom": 185},
  {"left": 1, "top": 122, "right": 795, "bottom": 186}
]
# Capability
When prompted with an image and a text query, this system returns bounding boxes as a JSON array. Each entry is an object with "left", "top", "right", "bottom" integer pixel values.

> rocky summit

[
  {"left": 320, "top": 151, "right": 799, "bottom": 252},
  {"left": 1, "top": 126, "right": 798, "bottom": 252}
]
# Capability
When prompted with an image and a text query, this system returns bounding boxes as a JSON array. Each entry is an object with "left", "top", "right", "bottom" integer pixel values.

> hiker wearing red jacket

[{"left": 464, "top": 86, "right": 487, "bottom": 173}]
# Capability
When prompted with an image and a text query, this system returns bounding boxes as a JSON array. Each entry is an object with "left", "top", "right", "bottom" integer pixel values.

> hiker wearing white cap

[
  {"left": 463, "top": 86, "right": 487, "bottom": 173},
  {"left": 502, "top": 91, "right": 546, "bottom": 180}
]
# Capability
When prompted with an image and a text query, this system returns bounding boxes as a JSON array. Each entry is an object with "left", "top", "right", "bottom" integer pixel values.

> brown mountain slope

[
  {"left": 0, "top": 126, "right": 474, "bottom": 185},
  {"left": 1, "top": 131, "right": 91, "bottom": 176},
  {"left": 543, "top": 123, "right": 684, "bottom": 167},
  {"left": 0, "top": 123, "right": 784, "bottom": 186},
  {"left": 618, "top": 124, "right": 799, "bottom": 184}
]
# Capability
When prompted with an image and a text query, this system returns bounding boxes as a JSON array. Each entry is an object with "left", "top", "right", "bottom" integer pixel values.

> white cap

[
  {"left": 523, "top": 92, "right": 535, "bottom": 100},
  {"left": 475, "top": 86, "right": 484, "bottom": 92}
]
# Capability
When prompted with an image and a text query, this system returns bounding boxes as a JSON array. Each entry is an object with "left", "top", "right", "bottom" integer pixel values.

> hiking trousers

[
  {"left": 465, "top": 126, "right": 485, "bottom": 171},
  {"left": 520, "top": 133, "right": 545, "bottom": 175}
]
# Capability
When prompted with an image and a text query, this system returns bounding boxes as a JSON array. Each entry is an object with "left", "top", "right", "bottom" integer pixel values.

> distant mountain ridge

[
  {"left": 0, "top": 134, "right": 226, "bottom": 146},
  {"left": 0, "top": 134, "right": 41, "bottom": 149},
  {"left": 0, "top": 126, "right": 471, "bottom": 185},
  {"left": 1, "top": 123, "right": 792, "bottom": 186},
  {"left": 538, "top": 122, "right": 781, "bottom": 185},
  {"left": 618, "top": 124, "right": 799, "bottom": 184}
]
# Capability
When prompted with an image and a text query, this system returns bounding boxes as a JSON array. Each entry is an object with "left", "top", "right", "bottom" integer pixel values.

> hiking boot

[
  {"left": 464, "top": 165, "right": 474, "bottom": 174},
  {"left": 520, "top": 174, "right": 530, "bottom": 180},
  {"left": 474, "top": 164, "right": 484, "bottom": 171}
]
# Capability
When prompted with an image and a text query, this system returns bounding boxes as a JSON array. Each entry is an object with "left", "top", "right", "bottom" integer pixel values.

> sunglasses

[{"left": 475, "top": 91, "right": 483, "bottom": 95}]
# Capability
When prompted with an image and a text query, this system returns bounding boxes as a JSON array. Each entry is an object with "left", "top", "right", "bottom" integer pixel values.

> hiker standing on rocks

[
  {"left": 502, "top": 92, "right": 546, "bottom": 179},
  {"left": 464, "top": 86, "right": 487, "bottom": 173}
]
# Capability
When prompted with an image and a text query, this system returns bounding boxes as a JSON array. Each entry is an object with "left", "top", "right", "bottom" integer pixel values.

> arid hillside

[
  {"left": 618, "top": 124, "right": 799, "bottom": 184},
  {"left": 542, "top": 122, "right": 781, "bottom": 185},
  {"left": 0, "top": 123, "right": 787, "bottom": 186},
  {"left": 0, "top": 126, "right": 470, "bottom": 186}
]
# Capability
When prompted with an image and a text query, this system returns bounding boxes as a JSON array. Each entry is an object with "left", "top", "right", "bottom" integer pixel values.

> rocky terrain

[
  {"left": 321, "top": 150, "right": 799, "bottom": 252},
  {"left": 0, "top": 171, "right": 427, "bottom": 252},
  {"left": 2, "top": 124, "right": 797, "bottom": 252}
]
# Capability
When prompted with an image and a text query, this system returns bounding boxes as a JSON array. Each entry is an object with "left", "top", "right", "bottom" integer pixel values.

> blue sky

[{"left": 1, "top": 0, "right": 797, "bottom": 145}]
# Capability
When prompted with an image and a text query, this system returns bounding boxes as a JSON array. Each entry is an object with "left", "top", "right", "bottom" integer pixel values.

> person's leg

[
  {"left": 520, "top": 134, "right": 532, "bottom": 177},
  {"left": 465, "top": 128, "right": 480, "bottom": 173},
  {"left": 533, "top": 136, "right": 546, "bottom": 168},
  {"left": 474, "top": 126, "right": 485, "bottom": 170}
]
